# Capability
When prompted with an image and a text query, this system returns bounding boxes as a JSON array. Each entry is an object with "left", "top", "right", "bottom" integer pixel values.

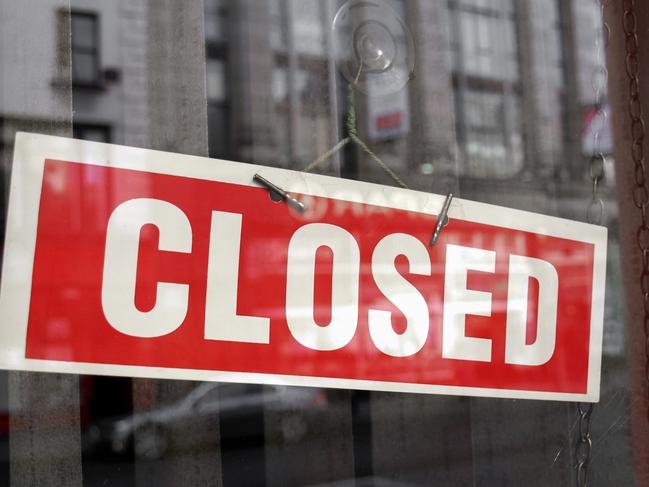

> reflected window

[
  {"left": 291, "top": 0, "right": 324, "bottom": 56},
  {"left": 71, "top": 12, "right": 101, "bottom": 87},
  {"left": 270, "top": 0, "right": 332, "bottom": 167},
  {"left": 271, "top": 0, "right": 324, "bottom": 56},
  {"left": 204, "top": 2, "right": 231, "bottom": 159},
  {"left": 73, "top": 123, "right": 110, "bottom": 143},
  {"left": 204, "top": 0, "right": 228, "bottom": 43},
  {"left": 450, "top": 0, "right": 523, "bottom": 177},
  {"left": 207, "top": 58, "right": 226, "bottom": 103}
]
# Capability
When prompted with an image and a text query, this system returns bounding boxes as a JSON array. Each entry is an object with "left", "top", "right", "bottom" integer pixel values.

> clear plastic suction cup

[{"left": 332, "top": 0, "right": 415, "bottom": 96}]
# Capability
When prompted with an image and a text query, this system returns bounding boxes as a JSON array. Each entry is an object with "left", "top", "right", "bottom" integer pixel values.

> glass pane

[
  {"left": 0, "top": 0, "right": 637, "bottom": 486},
  {"left": 291, "top": 0, "right": 324, "bottom": 56},
  {"left": 204, "top": 0, "right": 227, "bottom": 42},
  {"left": 72, "top": 52, "right": 98, "bottom": 84},
  {"left": 207, "top": 102, "right": 230, "bottom": 159},
  {"left": 71, "top": 14, "right": 96, "bottom": 50},
  {"left": 74, "top": 125, "right": 109, "bottom": 142},
  {"left": 206, "top": 58, "right": 226, "bottom": 101}
]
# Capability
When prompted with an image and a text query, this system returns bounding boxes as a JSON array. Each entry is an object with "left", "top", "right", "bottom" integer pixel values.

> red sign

[
  {"left": 0, "top": 133, "right": 607, "bottom": 401},
  {"left": 376, "top": 112, "right": 402, "bottom": 131}
]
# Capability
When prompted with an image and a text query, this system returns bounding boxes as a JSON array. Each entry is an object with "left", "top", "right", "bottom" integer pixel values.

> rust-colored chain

[{"left": 623, "top": 0, "right": 649, "bottom": 403}]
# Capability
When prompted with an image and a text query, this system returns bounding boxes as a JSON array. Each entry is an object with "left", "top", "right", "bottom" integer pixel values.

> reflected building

[
  {"left": 0, "top": 1, "right": 615, "bottom": 200},
  {"left": 198, "top": 0, "right": 615, "bottom": 214},
  {"left": 33, "top": 0, "right": 614, "bottom": 208}
]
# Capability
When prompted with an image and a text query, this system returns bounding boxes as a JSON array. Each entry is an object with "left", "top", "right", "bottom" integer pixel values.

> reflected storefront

[{"left": 0, "top": 0, "right": 645, "bottom": 486}]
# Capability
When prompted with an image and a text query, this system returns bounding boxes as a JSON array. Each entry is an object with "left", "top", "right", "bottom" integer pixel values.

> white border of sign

[{"left": 0, "top": 133, "right": 607, "bottom": 402}]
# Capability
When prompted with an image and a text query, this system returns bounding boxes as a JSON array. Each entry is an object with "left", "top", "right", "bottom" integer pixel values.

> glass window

[
  {"left": 206, "top": 58, "right": 226, "bottom": 102},
  {"left": 0, "top": 0, "right": 638, "bottom": 486},
  {"left": 450, "top": 0, "right": 524, "bottom": 178},
  {"left": 291, "top": 0, "right": 325, "bottom": 56},
  {"left": 73, "top": 123, "right": 111, "bottom": 142},
  {"left": 71, "top": 12, "right": 100, "bottom": 86},
  {"left": 204, "top": 0, "right": 228, "bottom": 43}
]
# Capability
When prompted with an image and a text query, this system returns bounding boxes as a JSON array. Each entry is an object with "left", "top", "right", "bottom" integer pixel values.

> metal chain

[
  {"left": 586, "top": 0, "right": 609, "bottom": 226},
  {"left": 576, "top": 403, "right": 594, "bottom": 486},
  {"left": 576, "top": 2, "right": 610, "bottom": 485},
  {"left": 623, "top": 0, "right": 649, "bottom": 434}
]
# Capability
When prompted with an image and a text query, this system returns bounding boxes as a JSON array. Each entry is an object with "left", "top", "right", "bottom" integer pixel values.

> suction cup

[{"left": 332, "top": 0, "right": 415, "bottom": 96}]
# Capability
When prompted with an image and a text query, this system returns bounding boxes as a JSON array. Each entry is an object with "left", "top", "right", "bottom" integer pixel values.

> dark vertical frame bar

[
  {"left": 557, "top": 0, "right": 584, "bottom": 181},
  {"left": 371, "top": 393, "right": 474, "bottom": 486},
  {"left": 80, "top": 376, "right": 136, "bottom": 487},
  {"left": 264, "top": 387, "right": 355, "bottom": 487},
  {"left": 607, "top": 1, "right": 649, "bottom": 484},
  {"left": 470, "top": 399, "right": 574, "bottom": 486},
  {"left": 0, "top": 371, "right": 10, "bottom": 486},
  {"left": 352, "top": 390, "right": 373, "bottom": 480},
  {"left": 221, "top": 384, "right": 266, "bottom": 487}
]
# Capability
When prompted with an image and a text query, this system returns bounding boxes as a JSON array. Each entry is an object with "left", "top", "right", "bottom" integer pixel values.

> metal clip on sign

[
  {"left": 253, "top": 173, "right": 307, "bottom": 213},
  {"left": 429, "top": 193, "right": 453, "bottom": 247}
]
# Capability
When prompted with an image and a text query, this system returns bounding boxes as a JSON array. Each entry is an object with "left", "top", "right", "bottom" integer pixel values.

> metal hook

[
  {"left": 253, "top": 173, "right": 307, "bottom": 213},
  {"left": 429, "top": 193, "right": 453, "bottom": 247}
]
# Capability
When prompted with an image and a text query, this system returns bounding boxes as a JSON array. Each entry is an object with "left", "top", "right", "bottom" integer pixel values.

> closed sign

[{"left": 0, "top": 133, "right": 607, "bottom": 401}]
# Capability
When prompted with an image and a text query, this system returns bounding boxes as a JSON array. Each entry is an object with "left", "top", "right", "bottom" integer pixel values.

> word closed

[{"left": 102, "top": 198, "right": 559, "bottom": 368}]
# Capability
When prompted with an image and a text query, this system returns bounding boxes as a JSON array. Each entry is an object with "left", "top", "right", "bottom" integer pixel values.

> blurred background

[{"left": 0, "top": 0, "right": 634, "bottom": 485}]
